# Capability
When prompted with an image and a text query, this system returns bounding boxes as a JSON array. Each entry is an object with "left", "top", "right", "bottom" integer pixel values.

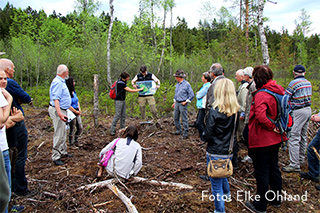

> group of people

[
  {"left": 0, "top": 59, "right": 33, "bottom": 212},
  {"left": 0, "top": 59, "right": 319, "bottom": 213}
]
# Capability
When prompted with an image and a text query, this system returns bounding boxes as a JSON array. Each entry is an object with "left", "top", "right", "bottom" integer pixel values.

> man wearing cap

[
  {"left": 171, "top": 69, "right": 194, "bottom": 139},
  {"left": 49, "top": 64, "right": 72, "bottom": 166},
  {"left": 282, "top": 65, "right": 312, "bottom": 173},
  {"left": 132, "top": 65, "right": 160, "bottom": 123}
]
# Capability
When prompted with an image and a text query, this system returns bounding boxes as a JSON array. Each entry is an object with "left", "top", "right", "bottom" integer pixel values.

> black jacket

[{"left": 204, "top": 107, "right": 236, "bottom": 155}]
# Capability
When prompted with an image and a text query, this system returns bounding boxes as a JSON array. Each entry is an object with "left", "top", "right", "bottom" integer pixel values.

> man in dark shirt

[
  {"left": 0, "top": 58, "right": 33, "bottom": 197},
  {"left": 110, "top": 72, "right": 142, "bottom": 136},
  {"left": 132, "top": 65, "right": 160, "bottom": 123}
]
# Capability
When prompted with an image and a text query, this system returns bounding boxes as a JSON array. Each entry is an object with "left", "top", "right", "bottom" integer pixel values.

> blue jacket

[
  {"left": 196, "top": 82, "right": 211, "bottom": 109},
  {"left": 6, "top": 78, "right": 32, "bottom": 115}
]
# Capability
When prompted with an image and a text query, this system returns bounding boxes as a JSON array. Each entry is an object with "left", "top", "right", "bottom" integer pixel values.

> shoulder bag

[{"left": 207, "top": 113, "right": 238, "bottom": 178}]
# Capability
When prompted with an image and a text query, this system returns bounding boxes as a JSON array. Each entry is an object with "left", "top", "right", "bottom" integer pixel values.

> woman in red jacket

[{"left": 245, "top": 66, "right": 288, "bottom": 213}]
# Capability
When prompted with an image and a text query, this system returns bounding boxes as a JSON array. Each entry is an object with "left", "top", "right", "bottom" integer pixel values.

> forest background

[{"left": 1, "top": 0, "right": 320, "bottom": 119}]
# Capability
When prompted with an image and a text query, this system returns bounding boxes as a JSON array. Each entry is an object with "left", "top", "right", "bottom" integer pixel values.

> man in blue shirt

[
  {"left": 49, "top": 64, "right": 72, "bottom": 166},
  {"left": 0, "top": 58, "right": 33, "bottom": 197},
  {"left": 171, "top": 69, "right": 194, "bottom": 139}
]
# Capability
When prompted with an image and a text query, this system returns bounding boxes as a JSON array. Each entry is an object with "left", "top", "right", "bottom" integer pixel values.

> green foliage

[{"left": 0, "top": 3, "right": 319, "bottom": 100}]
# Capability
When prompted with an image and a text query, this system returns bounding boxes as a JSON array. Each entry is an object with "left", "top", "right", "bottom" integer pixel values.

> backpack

[
  {"left": 255, "top": 88, "right": 293, "bottom": 134},
  {"left": 109, "top": 80, "right": 118, "bottom": 99}
]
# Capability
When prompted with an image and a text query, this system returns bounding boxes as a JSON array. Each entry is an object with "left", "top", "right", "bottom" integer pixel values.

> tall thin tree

[
  {"left": 257, "top": 0, "right": 269, "bottom": 65},
  {"left": 107, "top": 0, "right": 114, "bottom": 86}
]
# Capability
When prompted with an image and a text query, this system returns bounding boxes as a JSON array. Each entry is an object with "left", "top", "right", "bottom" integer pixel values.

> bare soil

[{"left": 9, "top": 107, "right": 320, "bottom": 212}]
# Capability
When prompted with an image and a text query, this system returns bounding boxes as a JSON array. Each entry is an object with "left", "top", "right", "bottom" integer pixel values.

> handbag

[
  {"left": 207, "top": 113, "right": 238, "bottom": 178},
  {"left": 99, "top": 138, "right": 120, "bottom": 167}
]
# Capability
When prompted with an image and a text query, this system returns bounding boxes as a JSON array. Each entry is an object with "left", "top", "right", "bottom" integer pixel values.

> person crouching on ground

[
  {"left": 204, "top": 78, "right": 239, "bottom": 213},
  {"left": 97, "top": 125, "right": 142, "bottom": 179}
]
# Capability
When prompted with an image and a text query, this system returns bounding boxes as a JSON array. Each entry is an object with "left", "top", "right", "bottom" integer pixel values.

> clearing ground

[{"left": 9, "top": 106, "right": 320, "bottom": 212}]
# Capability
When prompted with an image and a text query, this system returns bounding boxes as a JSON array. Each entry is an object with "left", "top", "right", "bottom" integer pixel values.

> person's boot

[
  {"left": 74, "top": 136, "right": 80, "bottom": 147},
  {"left": 69, "top": 135, "right": 78, "bottom": 149}
]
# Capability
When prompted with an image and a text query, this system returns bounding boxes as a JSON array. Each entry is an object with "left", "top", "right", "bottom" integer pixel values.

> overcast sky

[{"left": 1, "top": 0, "right": 320, "bottom": 36}]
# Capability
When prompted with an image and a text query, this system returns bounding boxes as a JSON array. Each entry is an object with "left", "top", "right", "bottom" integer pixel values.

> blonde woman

[{"left": 204, "top": 78, "right": 240, "bottom": 213}]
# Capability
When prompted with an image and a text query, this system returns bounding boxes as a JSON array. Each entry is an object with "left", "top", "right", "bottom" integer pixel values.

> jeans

[
  {"left": 110, "top": 100, "right": 126, "bottom": 134},
  {"left": 12, "top": 120, "right": 29, "bottom": 194},
  {"left": 306, "top": 129, "right": 320, "bottom": 178},
  {"left": 174, "top": 102, "right": 189, "bottom": 136},
  {"left": 196, "top": 109, "right": 206, "bottom": 141},
  {"left": 3, "top": 150, "right": 11, "bottom": 213},
  {"left": 249, "top": 143, "right": 282, "bottom": 211},
  {"left": 69, "top": 114, "right": 83, "bottom": 145},
  {"left": 206, "top": 154, "right": 231, "bottom": 213}
]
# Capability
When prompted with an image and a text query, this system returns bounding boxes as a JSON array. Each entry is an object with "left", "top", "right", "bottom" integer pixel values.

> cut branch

[{"left": 130, "top": 177, "right": 193, "bottom": 190}]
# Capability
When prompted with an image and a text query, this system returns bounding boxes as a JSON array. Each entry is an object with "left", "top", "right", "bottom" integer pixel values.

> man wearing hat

[
  {"left": 282, "top": 65, "right": 312, "bottom": 173},
  {"left": 171, "top": 69, "right": 194, "bottom": 139}
]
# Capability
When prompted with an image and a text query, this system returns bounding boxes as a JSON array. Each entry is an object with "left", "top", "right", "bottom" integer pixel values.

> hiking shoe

[
  {"left": 171, "top": 131, "right": 181, "bottom": 135},
  {"left": 200, "top": 175, "right": 210, "bottom": 181},
  {"left": 11, "top": 205, "right": 25, "bottom": 212},
  {"left": 225, "top": 194, "right": 232, "bottom": 202},
  {"left": 300, "top": 172, "right": 319, "bottom": 183},
  {"left": 241, "top": 155, "right": 253, "bottom": 163},
  {"left": 282, "top": 165, "right": 300, "bottom": 173},
  {"left": 245, "top": 201, "right": 266, "bottom": 213},
  {"left": 54, "top": 159, "right": 64, "bottom": 166},
  {"left": 315, "top": 184, "right": 320, "bottom": 190},
  {"left": 62, "top": 153, "right": 73, "bottom": 158},
  {"left": 70, "top": 144, "right": 79, "bottom": 150}
]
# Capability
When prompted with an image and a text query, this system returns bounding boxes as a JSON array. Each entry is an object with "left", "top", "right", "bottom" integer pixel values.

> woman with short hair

[{"left": 245, "top": 65, "right": 287, "bottom": 212}]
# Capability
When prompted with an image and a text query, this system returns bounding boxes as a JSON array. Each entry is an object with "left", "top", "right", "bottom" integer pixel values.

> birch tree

[
  {"left": 169, "top": 0, "right": 176, "bottom": 75},
  {"left": 157, "top": 0, "right": 174, "bottom": 75},
  {"left": 257, "top": 0, "right": 269, "bottom": 65},
  {"left": 106, "top": 0, "right": 114, "bottom": 86}
]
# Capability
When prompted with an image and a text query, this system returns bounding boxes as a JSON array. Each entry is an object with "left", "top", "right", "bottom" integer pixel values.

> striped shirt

[{"left": 285, "top": 76, "right": 312, "bottom": 110}]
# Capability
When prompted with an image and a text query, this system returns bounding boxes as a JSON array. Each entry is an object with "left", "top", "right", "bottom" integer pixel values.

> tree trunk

[
  {"left": 93, "top": 74, "right": 99, "bottom": 127},
  {"left": 257, "top": 0, "right": 270, "bottom": 66},
  {"left": 157, "top": 8, "right": 167, "bottom": 75},
  {"left": 169, "top": 7, "right": 173, "bottom": 75},
  {"left": 245, "top": 0, "right": 249, "bottom": 59},
  {"left": 107, "top": 0, "right": 114, "bottom": 87},
  {"left": 151, "top": 0, "right": 157, "bottom": 69},
  {"left": 239, "top": 0, "right": 242, "bottom": 29}
]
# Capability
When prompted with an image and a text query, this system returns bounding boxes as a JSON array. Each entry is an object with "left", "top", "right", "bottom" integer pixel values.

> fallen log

[
  {"left": 106, "top": 182, "right": 138, "bottom": 213},
  {"left": 76, "top": 179, "right": 115, "bottom": 191},
  {"left": 130, "top": 177, "right": 193, "bottom": 190}
]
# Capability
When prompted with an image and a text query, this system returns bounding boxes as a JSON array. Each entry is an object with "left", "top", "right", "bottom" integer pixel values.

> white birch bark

[
  {"left": 257, "top": 0, "right": 270, "bottom": 65},
  {"left": 107, "top": 0, "right": 114, "bottom": 86}
]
